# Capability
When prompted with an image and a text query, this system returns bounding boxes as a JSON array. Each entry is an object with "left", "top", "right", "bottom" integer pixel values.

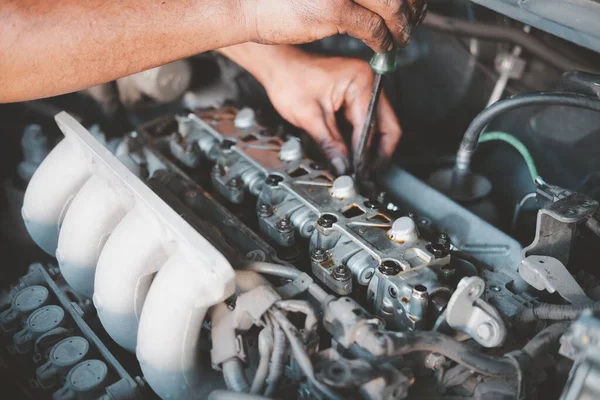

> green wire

[{"left": 479, "top": 131, "right": 539, "bottom": 182}]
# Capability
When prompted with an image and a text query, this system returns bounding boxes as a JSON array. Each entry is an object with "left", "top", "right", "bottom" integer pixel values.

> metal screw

[
  {"left": 258, "top": 204, "right": 273, "bottom": 218},
  {"left": 227, "top": 176, "right": 243, "bottom": 189},
  {"left": 276, "top": 218, "right": 293, "bottom": 233},
  {"left": 317, "top": 214, "right": 338, "bottom": 228},
  {"left": 379, "top": 260, "right": 401, "bottom": 276},
  {"left": 311, "top": 247, "right": 329, "bottom": 262},
  {"left": 490, "top": 285, "right": 501, "bottom": 292},
  {"left": 265, "top": 174, "right": 284, "bottom": 187},
  {"left": 332, "top": 265, "right": 351, "bottom": 281}
]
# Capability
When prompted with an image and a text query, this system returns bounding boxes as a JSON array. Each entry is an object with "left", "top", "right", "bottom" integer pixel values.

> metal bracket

[
  {"left": 446, "top": 276, "right": 507, "bottom": 348},
  {"left": 520, "top": 255, "right": 591, "bottom": 305}
]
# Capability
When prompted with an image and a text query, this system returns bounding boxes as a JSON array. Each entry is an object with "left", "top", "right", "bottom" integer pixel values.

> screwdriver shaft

[{"left": 354, "top": 73, "right": 383, "bottom": 178}]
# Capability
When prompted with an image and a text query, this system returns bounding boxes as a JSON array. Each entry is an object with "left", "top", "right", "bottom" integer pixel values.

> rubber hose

[
  {"left": 522, "top": 322, "right": 570, "bottom": 359},
  {"left": 423, "top": 13, "right": 596, "bottom": 73},
  {"left": 518, "top": 301, "right": 600, "bottom": 323},
  {"left": 479, "top": 132, "right": 539, "bottom": 181},
  {"left": 460, "top": 92, "right": 600, "bottom": 154},
  {"left": 560, "top": 71, "right": 600, "bottom": 98},
  {"left": 208, "top": 390, "right": 271, "bottom": 400},
  {"left": 264, "top": 316, "right": 287, "bottom": 397},
  {"left": 250, "top": 327, "right": 273, "bottom": 394},
  {"left": 243, "top": 262, "right": 332, "bottom": 304},
  {"left": 222, "top": 358, "right": 250, "bottom": 393},
  {"left": 352, "top": 323, "right": 568, "bottom": 378}
]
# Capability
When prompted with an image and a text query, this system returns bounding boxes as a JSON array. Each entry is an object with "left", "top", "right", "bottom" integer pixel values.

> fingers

[
  {"left": 352, "top": 0, "right": 426, "bottom": 45},
  {"left": 345, "top": 85, "right": 401, "bottom": 173},
  {"left": 337, "top": 3, "right": 394, "bottom": 53},
  {"left": 301, "top": 103, "right": 350, "bottom": 175},
  {"left": 373, "top": 93, "right": 402, "bottom": 171}
]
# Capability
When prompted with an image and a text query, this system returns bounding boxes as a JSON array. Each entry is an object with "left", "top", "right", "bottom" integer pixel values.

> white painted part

[
  {"left": 22, "top": 112, "right": 236, "bottom": 399},
  {"left": 22, "top": 139, "right": 91, "bottom": 254},
  {"left": 136, "top": 251, "right": 214, "bottom": 400},
  {"left": 56, "top": 175, "right": 132, "bottom": 298},
  {"left": 94, "top": 204, "right": 168, "bottom": 352},
  {"left": 329, "top": 175, "right": 357, "bottom": 199},
  {"left": 388, "top": 217, "right": 419, "bottom": 243}
]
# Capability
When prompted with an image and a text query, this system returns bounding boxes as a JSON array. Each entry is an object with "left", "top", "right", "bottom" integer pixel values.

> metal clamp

[
  {"left": 446, "top": 276, "right": 507, "bottom": 348},
  {"left": 520, "top": 255, "right": 591, "bottom": 304}
]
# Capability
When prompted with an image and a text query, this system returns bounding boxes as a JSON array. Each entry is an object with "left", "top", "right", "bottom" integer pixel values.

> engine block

[{"left": 172, "top": 109, "right": 454, "bottom": 330}]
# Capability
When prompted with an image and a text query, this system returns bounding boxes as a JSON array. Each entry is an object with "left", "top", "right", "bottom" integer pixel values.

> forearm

[
  {"left": 0, "top": 0, "right": 249, "bottom": 103},
  {"left": 217, "top": 43, "right": 312, "bottom": 87}
]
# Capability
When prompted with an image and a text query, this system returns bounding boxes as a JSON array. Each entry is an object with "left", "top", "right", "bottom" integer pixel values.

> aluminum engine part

[
  {"left": 520, "top": 181, "right": 598, "bottom": 303},
  {"left": 445, "top": 276, "right": 507, "bottom": 348},
  {"left": 171, "top": 108, "right": 452, "bottom": 330},
  {"left": 21, "top": 112, "right": 236, "bottom": 400}
]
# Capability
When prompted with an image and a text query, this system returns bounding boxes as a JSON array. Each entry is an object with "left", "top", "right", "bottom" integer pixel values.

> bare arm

[
  {"left": 0, "top": 0, "right": 249, "bottom": 102},
  {"left": 0, "top": 0, "right": 425, "bottom": 103}
]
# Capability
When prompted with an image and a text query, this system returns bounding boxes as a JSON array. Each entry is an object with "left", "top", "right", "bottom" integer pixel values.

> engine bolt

[
  {"left": 276, "top": 218, "right": 293, "bottom": 233},
  {"left": 428, "top": 232, "right": 451, "bottom": 258},
  {"left": 379, "top": 260, "right": 401, "bottom": 276},
  {"left": 265, "top": 174, "right": 284, "bottom": 187},
  {"left": 258, "top": 204, "right": 273, "bottom": 217},
  {"left": 227, "top": 176, "right": 243, "bottom": 189},
  {"left": 317, "top": 214, "right": 338, "bottom": 228},
  {"left": 311, "top": 247, "right": 329, "bottom": 262},
  {"left": 220, "top": 139, "right": 236, "bottom": 150},
  {"left": 332, "top": 265, "right": 351, "bottom": 281}
]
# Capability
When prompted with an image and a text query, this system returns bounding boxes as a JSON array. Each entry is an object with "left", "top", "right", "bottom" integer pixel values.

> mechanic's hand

[
  {"left": 262, "top": 52, "right": 402, "bottom": 175},
  {"left": 244, "top": 0, "right": 427, "bottom": 52}
]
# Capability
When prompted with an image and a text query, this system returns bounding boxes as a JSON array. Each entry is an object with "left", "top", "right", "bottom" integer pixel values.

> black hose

[
  {"left": 423, "top": 13, "right": 596, "bottom": 73},
  {"left": 351, "top": 323, "right": 569, "bottom": 378},
  {"left": 518, "top": 301, "right": 600, "bottom": 323},
  {"left": 560, "top": 71, "right": 600, "bottom": 98},
  {"left": 458, "top": 92, "right": 600, "bottom": 155}
]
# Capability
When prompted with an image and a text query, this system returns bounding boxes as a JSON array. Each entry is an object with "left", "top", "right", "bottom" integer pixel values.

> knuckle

[
  {"left": 381, "top": 0, "right": 402, "bottom": 16},
  {"left": 365, "top": 15, "right": 388, "bottom": 42}
]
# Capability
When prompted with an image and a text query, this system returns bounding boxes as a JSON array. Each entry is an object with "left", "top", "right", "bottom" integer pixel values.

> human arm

[{"left": 0, "top": 0, "right": 425, "bottom": 103}]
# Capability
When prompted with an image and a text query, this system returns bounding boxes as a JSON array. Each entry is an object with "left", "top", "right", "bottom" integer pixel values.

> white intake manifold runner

[{"left": 22, "top": 112, "right": 236, "bottom": 400}]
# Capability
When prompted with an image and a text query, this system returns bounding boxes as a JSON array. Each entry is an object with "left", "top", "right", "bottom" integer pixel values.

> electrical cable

[{"left": 479, "top": 132, "right": 539, "bottom": 181}]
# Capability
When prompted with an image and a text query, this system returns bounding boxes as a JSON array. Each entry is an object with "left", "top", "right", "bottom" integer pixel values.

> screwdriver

[{"left": 353, "top": 47, "right": 398, "bottom": 179}]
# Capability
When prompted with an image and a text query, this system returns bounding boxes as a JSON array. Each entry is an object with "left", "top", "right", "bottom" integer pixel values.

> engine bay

[{"left": 3, "top": 2, "right": 600, "bottom": 400}]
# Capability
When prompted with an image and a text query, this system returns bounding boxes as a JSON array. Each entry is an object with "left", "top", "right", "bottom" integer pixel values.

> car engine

[{"left": 3, "top": 2, "right": 600, "bottom": 400}]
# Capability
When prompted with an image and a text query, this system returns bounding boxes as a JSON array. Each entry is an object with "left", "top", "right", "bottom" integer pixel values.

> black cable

[
  {"left": 422, "top": 13, "right": 597, "bottom": 73},
  {"left": 458, "top": 92, "right": 600, "bottom": 155}
]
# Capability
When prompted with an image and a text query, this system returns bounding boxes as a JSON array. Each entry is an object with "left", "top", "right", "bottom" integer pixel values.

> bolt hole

[
  {"left": 388, "top": 287, "right": 398, "bottom": 298},
  {"left": 344, "top": 298, "right": 351, "bottom": 303},
  {"left": 352, "top": 308, "right": 362, "bottom": 316},
  {"left": 539, "top": 260, "right": 545, "bottom": 264},
  {"left": 414, "top": 284, "right": 427, "bottom": 293}
]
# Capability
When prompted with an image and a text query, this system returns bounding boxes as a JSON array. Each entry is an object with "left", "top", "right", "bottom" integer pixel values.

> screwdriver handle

[{"left": 369, "top": 45, "right": 398, "bottom": 75}]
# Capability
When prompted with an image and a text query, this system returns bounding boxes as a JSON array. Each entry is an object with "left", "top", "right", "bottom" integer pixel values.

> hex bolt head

[
  {"left": 379, "top": 260, "right": 402, "bottom": 276},
  {"left": 317, "top": 214, "right": 338, "bottom": 228},
  {"left": 276, "top": 218, "right": 293, "bottom": 233},
  {"left": 258, "top": 204, "right": 273, "bottom": 218},
  {"left": 311, "top": 247, "right": 329, "bottom": 262},
  {"left": 220, "top": 139, "right": 236, "bottom": 150},
  {"left": 332, "top": 265, "right": 351, "bottom": 281},
  {"left": 476, "top": 323, "right": 494, "bottom": 341},
  {"left": 265, "top": 174, "right": 284, "bottom": 187},
  {"left": 227, "top": 176, "right": 243, "bottom": 189}
]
